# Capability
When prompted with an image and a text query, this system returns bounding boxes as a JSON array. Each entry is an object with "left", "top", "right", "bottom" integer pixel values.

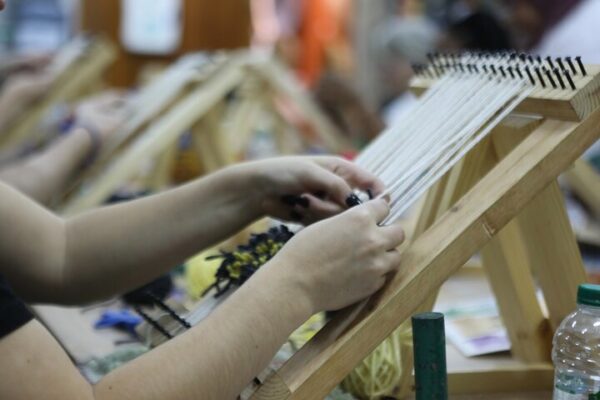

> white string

[{"left": 354, "top": 72, "right": 532, "bottom": 226}]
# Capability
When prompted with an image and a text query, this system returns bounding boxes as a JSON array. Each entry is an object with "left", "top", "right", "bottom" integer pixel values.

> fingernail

[
  {"left": 290, "top": 210, "right": 304, "bottom": 221},
  {"left": 297, "top": 196, "right": 310, "bottom": 208},
  {"left": 345, "top": 193, "right": 362, "bottom": 208},
  {"left": 314, "top": 190, "right": 326, "bottom": 200},
  {"left": 280, "top": 195, "right": 299, "bottom": 206}
]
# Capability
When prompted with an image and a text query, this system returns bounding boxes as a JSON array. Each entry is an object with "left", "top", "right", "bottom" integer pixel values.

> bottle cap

[{"left": 577, "top": 284, "right": 600, "bottom": 307}]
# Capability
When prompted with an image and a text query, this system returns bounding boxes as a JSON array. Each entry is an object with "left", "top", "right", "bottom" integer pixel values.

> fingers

[
  {"left": 358, "top": 198, "right": 390, "bottom": 224},
  {"left": 302, "top": 162, "right": 354, "bottom": 207},
  {"left": 379, "top": 222, "right": 406, "bottom": 250},
  {"left": 314, "top": 156, "right": 386, "bottom": 196}
]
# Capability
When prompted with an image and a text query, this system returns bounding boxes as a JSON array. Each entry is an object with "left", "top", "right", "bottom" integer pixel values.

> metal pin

[
  {"left": 553, "top": 68, "right": 566, "bottom": 89},
  {"left": 507, "top": 66, "right": 515, "bottom": 79},
  {"left": 515, "top": 66, "right": 523, "bottom": 79},
  {"left": 519, "top": 53, "right": 527, "bottom": 62},
  {"left": 563, "top": 69, "right": 576, "bottom": 90},
  {"left": 556, "top": 57, "right": 566, "bottom": 72},
  {"left": 544, "top": 68, "right": 557, "bottom": 88},
  {"left": 534, "top": 67, "right": 546, "bottom": 88},
  {"left": 490, "top": 64, "right": 497, "bottom": 75},
  {"left": 565, "top": 57, "right": 577, "bottom": 75},
  {"left": 482, "top": 65, "right": 488, "bottom": 74},
  {"left": 472, "top": 64, "right": 479, "bottom": 73},
  {"left": 546, "top": 56, "right": 555, "bottom": 70},
  {"left": 524, "top": 66, "right": 535, "bottom": 84},
  {"left": 575, "top": 56, "right": 587, "bottom": 76},
  {"left": 498, "top": 66, "right": 506, "bottom": 78},
  {"left": 457, "top": 63, "right": 465, "bottom": 73},
  {"left": 536, "top": 55, "right": 542, "bottom": 64},
  {"left": 527, "top": 54, "right": 534, "bottom": 64}
]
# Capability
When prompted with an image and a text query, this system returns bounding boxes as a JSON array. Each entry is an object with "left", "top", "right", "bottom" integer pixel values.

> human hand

[
  {"left": 74, "top": 91, "right": 129, "bottom": 144},
  {"left": 236, "top": 156, "right": 385, "bottom": 223},
  {"left": 1, "top": 71, "right": 53, "bottom": 107},
  {"left": 264, "top": 198, "right": 405, "bottom": 313}
]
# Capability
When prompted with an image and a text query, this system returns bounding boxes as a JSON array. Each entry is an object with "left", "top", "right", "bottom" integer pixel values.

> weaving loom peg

[
  {"left": 553, "top": 68, "right": 567, "bottom": 89},
  {"left": 514, "top": 66, "right": 523, "bottom": 79},
  {"left": 544, "top": 67, "right": 557, "bottom": 89},
  {"left": 565, "top": 57, "right": 577, "bottom": 75},
  {"left": 506, "top": 66, "right": 515, "bottom": 79},
  {"left": 546, "top": 56, "right": 555, "bottom": 70},
  {"left": 535, "top": 55, "right": 542, "bottom": 64},
  {"left": 519, "top": 52, "right": 527, "bottom": 62},
  {"left": 575, "top": 56, "right": 587, "bottom": 76},
  {"left": 556, "top": 57, "right": 566, "bottom": 72},
  {"left": 563, "top": 69, "right": 576, "bottom": 90},
  {"left": 524, "top": 66, "right": 536, "bottom": 85},
  {"left": 489, "top": 64, "right": 497, "bottom": 76},
  {"left": 498, "top": 66, "right": 506, "bottom": 78},
  {"left": 534, "top": 66, "right": 546, "bottom": 88},
  {"left": 527, "top": 54, "right": 535, "bottom": 64},
  {"left": 457, "top": 63, "right": 465, "bottom": 73}
]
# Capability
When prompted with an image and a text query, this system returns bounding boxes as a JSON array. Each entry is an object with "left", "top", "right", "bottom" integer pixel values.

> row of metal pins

[{"left": 416, "top": 53, "right": 584, "bottom": 90}]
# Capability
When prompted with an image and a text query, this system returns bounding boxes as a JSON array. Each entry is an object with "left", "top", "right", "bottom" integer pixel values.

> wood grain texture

[
  {"left": 564, "top": 159, "right": 600, "bottom": 220},
  {"left": 250, "top": 108, "right": 600, "bottom": 400}
]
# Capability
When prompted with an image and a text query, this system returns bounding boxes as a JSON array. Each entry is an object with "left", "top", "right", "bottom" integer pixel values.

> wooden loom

[
  {"left": 60, "top": 52, "right": 350, "bottom": 215},
  {"left": 0, "top": 36, "right": 117, "bottom": 149},
  {"left": 244, "top": 57, "right": 600, "bottom": 398}
]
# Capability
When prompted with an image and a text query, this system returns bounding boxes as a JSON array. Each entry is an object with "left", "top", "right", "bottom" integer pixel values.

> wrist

[
  {"left": 258, "top": 255, "right": 316, "bottom": 320},
  {"left": 220, "top": 163, "right": 269, "bottom": 219}
]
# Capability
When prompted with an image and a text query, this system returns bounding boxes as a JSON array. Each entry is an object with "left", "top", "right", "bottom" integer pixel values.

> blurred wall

[{"left": 82, "top": 0, "right": 252, "bottom": 87}]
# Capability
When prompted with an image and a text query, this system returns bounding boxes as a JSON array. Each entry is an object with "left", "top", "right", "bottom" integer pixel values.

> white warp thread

[{"left": 356, "top": 72, "right": 532, "bottom": 224}]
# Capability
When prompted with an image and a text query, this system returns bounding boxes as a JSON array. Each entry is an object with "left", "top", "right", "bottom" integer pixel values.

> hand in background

[{"left": 74, "top": 91, "right": 129, "bottom": 144}]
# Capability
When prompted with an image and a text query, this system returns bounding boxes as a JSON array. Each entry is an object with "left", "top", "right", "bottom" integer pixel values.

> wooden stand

[
  {"left": 60, "top": 53, "right": 350, "bottom": 215},
  {"left": 246, "top": 66, "right": 600, "bottom": 398}
]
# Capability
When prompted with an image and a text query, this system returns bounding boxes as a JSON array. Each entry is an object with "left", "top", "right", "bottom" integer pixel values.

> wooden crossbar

[
  {"left": 412, "top": 65, "right": 600, "bottom": 121},
  {"left": 248, "top": 101, "right": 600, "bottom": 399}
]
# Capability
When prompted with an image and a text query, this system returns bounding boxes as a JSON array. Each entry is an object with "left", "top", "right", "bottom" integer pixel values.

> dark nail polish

[
  {"left": 281, "top": 194, "right": 299, "bottom": 206},
  {"left": 290, "top": 210, "right": 304, "bottom": 221},
  {"left": 345, "top": 193, "right": 362, "bottom": 208},
  {"left": 314, "top": 190, "right": 326, "bottom": 200},
  {"left": 297, "top": 196, "right": 310, "bottom": 208}
]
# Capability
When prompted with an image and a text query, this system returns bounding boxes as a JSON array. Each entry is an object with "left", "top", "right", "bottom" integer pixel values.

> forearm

[
  {"left": 59, "top": 166, "right": 262, "bottom": 303},
  {"left": 0, "top": 128, "right": 92, "bottom": 205},
  {"left": 95, "top": 264, "right": 311, "bottom": 400}
]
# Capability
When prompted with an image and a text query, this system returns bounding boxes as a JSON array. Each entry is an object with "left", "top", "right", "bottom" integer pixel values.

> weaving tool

[
  {"left": 60, "top": 52, "right": 351, "bottom": 215},
  {"left": 242, "top": 52, "right": 600, "bottom": 398}
]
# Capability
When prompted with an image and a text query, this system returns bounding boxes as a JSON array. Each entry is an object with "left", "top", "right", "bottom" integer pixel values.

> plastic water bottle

[{"left": 552, "top": 284, "right": 600, "bottom": 399}]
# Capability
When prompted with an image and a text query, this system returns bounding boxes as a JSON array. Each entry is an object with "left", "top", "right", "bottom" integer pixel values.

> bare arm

[
  {"left": 0, "top": 197, "right": 403, "bottom": 400},
  {"left": 0, "top": 156, "right": 388, "bottom": 305},
  {"left": 0, "top": 127, "right": 92, "bottom": 205},
  {"left": 0, "top": 92, "right": 127, "bottom": 205}
]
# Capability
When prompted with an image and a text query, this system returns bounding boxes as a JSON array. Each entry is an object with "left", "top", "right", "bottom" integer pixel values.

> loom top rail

[{"left": 410, "top": 52, "right": 600, "bottom": 121}]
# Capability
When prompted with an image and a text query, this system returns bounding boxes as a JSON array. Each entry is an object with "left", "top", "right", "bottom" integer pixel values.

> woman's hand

[
  {"left": 261, "top": 198, "right": 405, "bottom": 313},
  {"left": 233, "top": 156, "right": 385, "bottom": 224},
  {"left": 1, "top": 71, "right": 53, "bottom": 108},
  {"left": 74, "top": 91, "right": 129, "bottom": 144}
]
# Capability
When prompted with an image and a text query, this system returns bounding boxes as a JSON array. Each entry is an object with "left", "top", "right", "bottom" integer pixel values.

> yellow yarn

[
  {"left": 184, "top": 250, "right": 221, "bottom": 300},
  {"left": 341, "top": 322, "right": 413, "bottom": 399}
]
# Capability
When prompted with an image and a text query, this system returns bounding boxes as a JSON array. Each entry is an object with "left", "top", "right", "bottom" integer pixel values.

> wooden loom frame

[
  {"left": 60, "top": 52, "right": 350, "bottom": 215},
  {"left": 245, "top": 65, "right": 600, "bottom": 398},
  {"left": 0, "top": 36, "right": 117, "bottom": 149}
]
